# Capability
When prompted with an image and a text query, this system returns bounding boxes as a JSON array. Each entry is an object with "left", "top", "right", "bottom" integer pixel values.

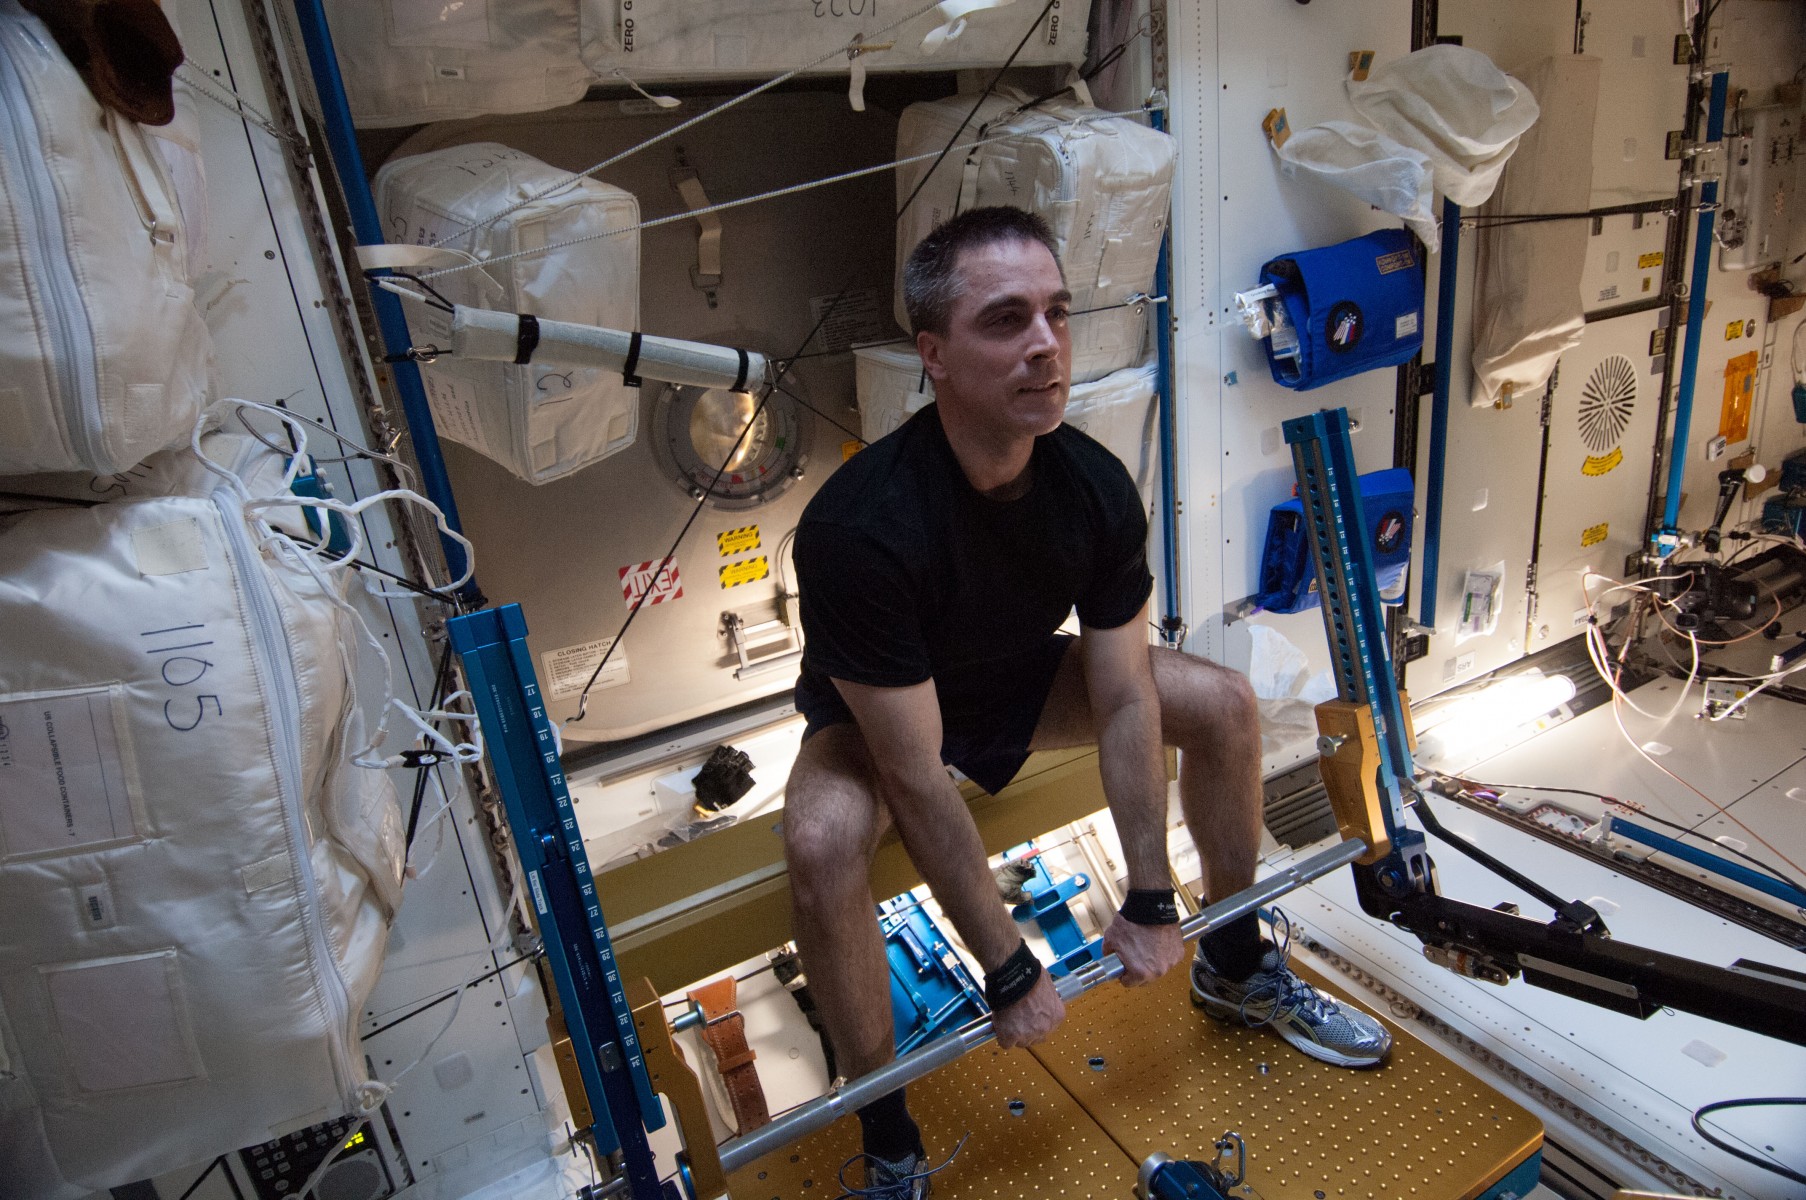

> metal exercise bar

[
  {"left": 1418, "top": 197, "right": 1461, "bottom": 627},
  {"left": 288, "top": 0, "right": 476, "bottom": 595},
  {"left": 447, "top": 605, "right": 663, "bottom": 1195},
  {"left": 1658, "top": 68, "right": 1731, "bottom": 545},
  {"left": 715, "top": 837, "right": 1367, "bottom": 1174}
]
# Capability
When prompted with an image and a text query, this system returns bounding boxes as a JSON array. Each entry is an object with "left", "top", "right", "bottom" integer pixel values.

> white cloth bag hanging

[
  {"left": 375, "top": 143, "right": 642, "bottom": 484},
  {"left": 1274, "top": 121, "right": 1440, "bottom": 251},
  {"left": 578, "top": 0, "right": 1089, "bottom": 80},
  {"left": 0, "top": 451, "right": 404, "bottom": 1188},
  {"left": 893, "top": 91, "right": 1175, "bottom": 384},
  {"left": 0, "top": 1, "right": 213, "bottom": 478},
  {"left": 1472, "top": 56, "right": 1602, "bottom": 408},
  {"left": 321, "top": 0, "right": 595, "bottom": 128},
  {"left": 1345, "top": 44, "right": 1540, "bottom": 209}
]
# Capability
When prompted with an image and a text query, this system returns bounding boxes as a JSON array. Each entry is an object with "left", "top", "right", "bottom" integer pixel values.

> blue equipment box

[
  {"left": 1255, "top": 467, "right": 1414, "bottom": 614},
  {"left": 1259, "top": 228, "right": 1426, "bottom": 391}
]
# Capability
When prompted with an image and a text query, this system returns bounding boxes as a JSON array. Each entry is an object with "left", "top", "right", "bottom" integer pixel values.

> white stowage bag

[
  {"left": 579, "top": 0, "right": 1088, "bottom": 80},
  {"left": 1472, "top": 56, "right": 1602, "bottom": 408},
  {"left": 1275, "top": 121, "right": 1440, "bottom": 251},
  {"left": 0, "top": 2, "right": 213, "bottom": 477},
  {"left": 375, "top": 143, "right": 642, "bottom": 484},
  {"left": 0, "top": 436, "right": 404, "bottom": 1189},
  {"left": 893, "top": 91, "right": 1175, "bottom": 384},
  {"left": 855, "top": 344, "right": 1159, "bottom": 496},
  {"left": 322, "top": 0, "right": 595, "bottom": 128},
  {"left": 1346, "top": 44, "right": 1540, "bottom": 209}
]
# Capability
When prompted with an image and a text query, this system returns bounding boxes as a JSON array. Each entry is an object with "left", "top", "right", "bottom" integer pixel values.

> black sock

[
  {"left": 855, "top": 1088, "right": 921, "bottom": 1163},
  {"left": 1198, "top": 909, "right": 1264, "bottom": 981}
]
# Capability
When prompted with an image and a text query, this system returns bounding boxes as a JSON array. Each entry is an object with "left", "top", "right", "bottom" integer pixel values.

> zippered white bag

[
  {"left": 322, "top": 0, "right": 595, "bottom": 129},
  {"left": 0, "top": 428, "right": 409, "bottom": 1187},
  {"left": 0, "top": 1, "right": 213, "bottom": 478},
  {"left": 375, "top": 142, "right": 643, "bottom": 484},
  {"left": 893, "top": 90, "right": 1174, "bottom": 384}
]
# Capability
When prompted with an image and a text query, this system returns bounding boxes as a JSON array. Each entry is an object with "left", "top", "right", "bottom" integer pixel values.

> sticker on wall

[
  {"left": 1638, "top": 251, "right": 1664, "bottom": 269},
  {"left": 1720, "top": 350, "right": 1758, "bottom": 444},
  {"left": 1725, "top": 319, "right": 1743, "bottom": 341},
  {"left": 619, "top": 558, "right": 683, "bottom": 606},
  {"left": 842, "top": 439, "right": 863, "bottom": 461},
  {"left": 1581, "top": 522, "right": 1609, "bottom": 548},
  {"left": 720, "top": 556, "right": 771, "bottom": 588},
  {"left": 540, "top": 637, "right": 629, "bottom": 699},
  {"left": 717, "top": 525, "right": 761, "bottom": 557},
  {"left": 1578, "top": 355, "right": 1637, "bottom": 476}
]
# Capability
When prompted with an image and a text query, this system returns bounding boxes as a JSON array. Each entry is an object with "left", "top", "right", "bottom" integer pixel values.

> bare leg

[
  {"left": 1031, "top": 643, "right": 1264, "bottom": 902},
  {"left": 782, "top": 725, "right": 896, "bottom": 1084}
]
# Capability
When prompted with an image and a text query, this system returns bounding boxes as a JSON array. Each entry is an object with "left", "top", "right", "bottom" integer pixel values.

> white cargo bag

[
  {"left": 0, "top": 1, "right": 213, "bottom": 477},
  {"left": 375, "top": 143, "right": 641, "bottom": 484},
  {"left": 0, "top": 475, "right": 403, "bottom": 1186},
  {"left": 1473, "top": 56, "right": 1601, "bottom": 408},
  {"left": 855, "top": 344, "right": 1158, "bottom": 496},
  {"left": 579, "top": 0, "right": 1088, "bottom": 81},
  {"left": 322, "top": 0, "right": 595, "bottom": 128},
  {"left": 893, "top": 91, "right": 1174, "bottom": 384}
]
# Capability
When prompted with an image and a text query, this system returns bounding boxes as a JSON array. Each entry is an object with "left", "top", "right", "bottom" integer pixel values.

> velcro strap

[
  {"left": 733, "top": 348, "right": 751, "bottom": 393},
  {"left": 623, "top": 330, "right": 644, "bottom": 388},
  {"left": 514, "top": 313, "right": 540, "bottom": 365}
]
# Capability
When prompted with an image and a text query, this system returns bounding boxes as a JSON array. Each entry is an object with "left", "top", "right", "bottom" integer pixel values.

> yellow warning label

[
  {"left": 1581, "top": 522, "right": 1609, "bottom": 548},
  {"left": 1582, "top": 447, "right": 1623, "bottom": 477},
  {"left": 716, "top": 525, "right": 761, "bottom": 557},
  {"left": 1725, "top": 319, "right": 1744, "bottom": 341},
  {"left": 1637, "top": 251, "right": 1663, "bottom": 270},
  {"left": 719, "top": 556, "right": 770, "bottom": 588},
  {"left": 842, "top": 439, "right": 863, "bottom": 461}
]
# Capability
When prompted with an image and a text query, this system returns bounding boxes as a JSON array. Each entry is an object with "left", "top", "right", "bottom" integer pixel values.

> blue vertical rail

[
  {"left": 1419, "top": 198, "right": 1461, "bottom": 627},
  {"left": 448, "top": 606, "right": 663, "bottom": 1196},
  {"left": 1659, "top": 69, "right": 1731, "bottom": 543},
  {"left": 1150, "top": 107, "right": 1184, "bottom": 643},
  {"left": 288, "top": 1, "right": 476, "bottom": 595}
]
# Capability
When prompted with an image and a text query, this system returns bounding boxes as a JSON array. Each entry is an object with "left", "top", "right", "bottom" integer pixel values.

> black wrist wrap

[
  {"left": 1120, "top": 888, "right": 1180, "bottom": 926},
  {"left": 983, "top": 940, "right": 1042, "bottom": 1010}
]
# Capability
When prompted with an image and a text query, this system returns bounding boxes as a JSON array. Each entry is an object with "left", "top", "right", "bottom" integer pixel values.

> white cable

[
  {"left": 416, "top": 105, "right": 1162, "bottom": 282},
  {"left": 1707, "top": 660, "right": 1806, "bottom": 721},
  {"left": 422, "top": 0, "right": 950, "bottom": 247}
]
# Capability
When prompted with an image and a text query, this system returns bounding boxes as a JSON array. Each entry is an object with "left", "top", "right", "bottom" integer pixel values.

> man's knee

[
  {"left": 783, "top": 729, "right": 884, "bottom": 903},
  {"left": 1152, "top": 648, "right": 1259, "bottom": 745}
]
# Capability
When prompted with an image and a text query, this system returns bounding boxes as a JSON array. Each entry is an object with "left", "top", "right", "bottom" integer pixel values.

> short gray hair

[{"left": 901, "top": 206, "right": 1063, "bottom": 336}]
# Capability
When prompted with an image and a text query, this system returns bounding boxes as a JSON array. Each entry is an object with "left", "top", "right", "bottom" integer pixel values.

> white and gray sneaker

[{"left": 1190, "top": 914, "right": 1392, "bottom": 1069}]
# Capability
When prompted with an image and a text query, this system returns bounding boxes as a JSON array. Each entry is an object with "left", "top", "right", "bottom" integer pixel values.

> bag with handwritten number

[
  {"left": 1257, "top": 227, "right": 1425, "bottom": 392},
  {"left": 0, "top": 423, "right": 408, "bottom": 1189}
]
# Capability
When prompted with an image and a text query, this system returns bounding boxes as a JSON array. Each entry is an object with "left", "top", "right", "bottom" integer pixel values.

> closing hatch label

[{"left": 540, "top": 638, "right": 629, "bottom": 699}]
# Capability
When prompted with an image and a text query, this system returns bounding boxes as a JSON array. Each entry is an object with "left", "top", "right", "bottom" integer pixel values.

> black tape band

[
  {"left": 983, "top": 941, "right": 1042, "bottom": 1010},
  {"left": 514, "top": 313, "right": 540, "bottom": 365},
  {"left": 1120, "top": 889, "right": 1180, "bottom": 926},
  {"left": 732, "top": 348, "right": 750, "bottom": 392},
  {"left": 622, "top": 330, "right": 643, "bottom": 388}
]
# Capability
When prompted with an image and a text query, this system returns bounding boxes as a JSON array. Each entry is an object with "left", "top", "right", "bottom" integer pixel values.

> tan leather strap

[{"left": 686, "top": 975, "right": 771, "bottom": 1134}]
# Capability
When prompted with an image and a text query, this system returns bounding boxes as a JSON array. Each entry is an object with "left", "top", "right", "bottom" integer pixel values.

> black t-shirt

[{"left": 793, "top": 403, "right": 1152, "bottom": 729}]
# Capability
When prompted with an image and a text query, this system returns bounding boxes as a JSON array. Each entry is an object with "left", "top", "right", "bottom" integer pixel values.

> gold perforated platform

[{"left": 725, "top": 960, "right": 1541, "bottom": 1199}]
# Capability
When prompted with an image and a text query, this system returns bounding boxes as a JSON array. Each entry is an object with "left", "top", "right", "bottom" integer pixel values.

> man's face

[{"left": 918, "top": 237, "right": 1072, "bottom": 441}]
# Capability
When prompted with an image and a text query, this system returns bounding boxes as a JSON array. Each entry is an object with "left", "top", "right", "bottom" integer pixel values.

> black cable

[
  {"left": 373, "top": 269, "right": 456, "bottom": 313},
  {"left": 405, "top": 639, "right": 458, "bottom": 856},
  {"left": 567, "top": 2, "right": 1056, "bottom": 721},
  {"left": 1691, "top": 1097, "right": 1806, "bottom": 1185},
  {"left": 175, "top": 1155, "right": 228, "bottom": 1200},
  {"left": 772, "top": 381, "right": 865, "bottom": 446},
  {"left": 1411, "top": 789, "right": 1600, "bottom": 929},
  {"left": 361, "top": 950, "right": 539, "bottom": 1041}
]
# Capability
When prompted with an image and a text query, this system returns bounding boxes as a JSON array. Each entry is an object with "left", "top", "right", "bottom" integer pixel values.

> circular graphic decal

[
  {"left": 1579, "top": 355, "right": 1637, "bottom": 454},
  {"left": 1327, "top": 301, "right": 1365, "bottom": 353},
  {"left": 1374, "top": 510, "right": 1407, "bottom": 555}
]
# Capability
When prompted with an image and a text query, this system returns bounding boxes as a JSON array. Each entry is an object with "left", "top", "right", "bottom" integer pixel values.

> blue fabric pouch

[
  {"left": 1254, "top": 467, "right": 1416, "bottom": 614},
  {"left": 1259, "top": 228, "right": 1426, "bottom": 391}
]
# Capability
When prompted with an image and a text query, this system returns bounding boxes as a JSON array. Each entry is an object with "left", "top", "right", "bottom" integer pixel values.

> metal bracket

[{"left": 722, "top": 611, "right": 803, "bottom": 680}]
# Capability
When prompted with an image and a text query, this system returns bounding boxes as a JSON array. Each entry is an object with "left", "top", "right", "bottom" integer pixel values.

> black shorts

[{"left": 797, "top": 633, "right": 1075, "bottom": 796}]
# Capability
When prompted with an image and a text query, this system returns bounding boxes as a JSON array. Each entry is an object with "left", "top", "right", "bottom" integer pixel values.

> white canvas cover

[
  {"left": 1275, "top": 120, "right": 1440, "bottom": 251},
  {"left": 893, "top": 91, "right": 1175, "bottom": 383},
  {"left": 0, "top": 444, "right": 404, "bottom": 1187},
  {"left": 322, "top": 0, "right": 595, "bottom": 129},
  {"left": 375, "top": 142, "right": 642, "bottom": 484},
  {"left": 1472, "top": 56, "right": 1602, "bottom": 408},
  {"left": 1346, "top": 44, "right": 1540, "bottom": 209},
  {"left": 579, "top": 0, "right": 1088, "bottom": 80},
  {"left": 0, "top": 1, "right": 213, "bottom": 477},
  {"left": 854, "top": 344, "right": 1159, "bottom": 496}
]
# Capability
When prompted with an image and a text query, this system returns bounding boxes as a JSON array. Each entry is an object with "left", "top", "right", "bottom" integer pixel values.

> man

[{"left": 785, "top": 207, "right": 1389, "bottom": 1197}]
